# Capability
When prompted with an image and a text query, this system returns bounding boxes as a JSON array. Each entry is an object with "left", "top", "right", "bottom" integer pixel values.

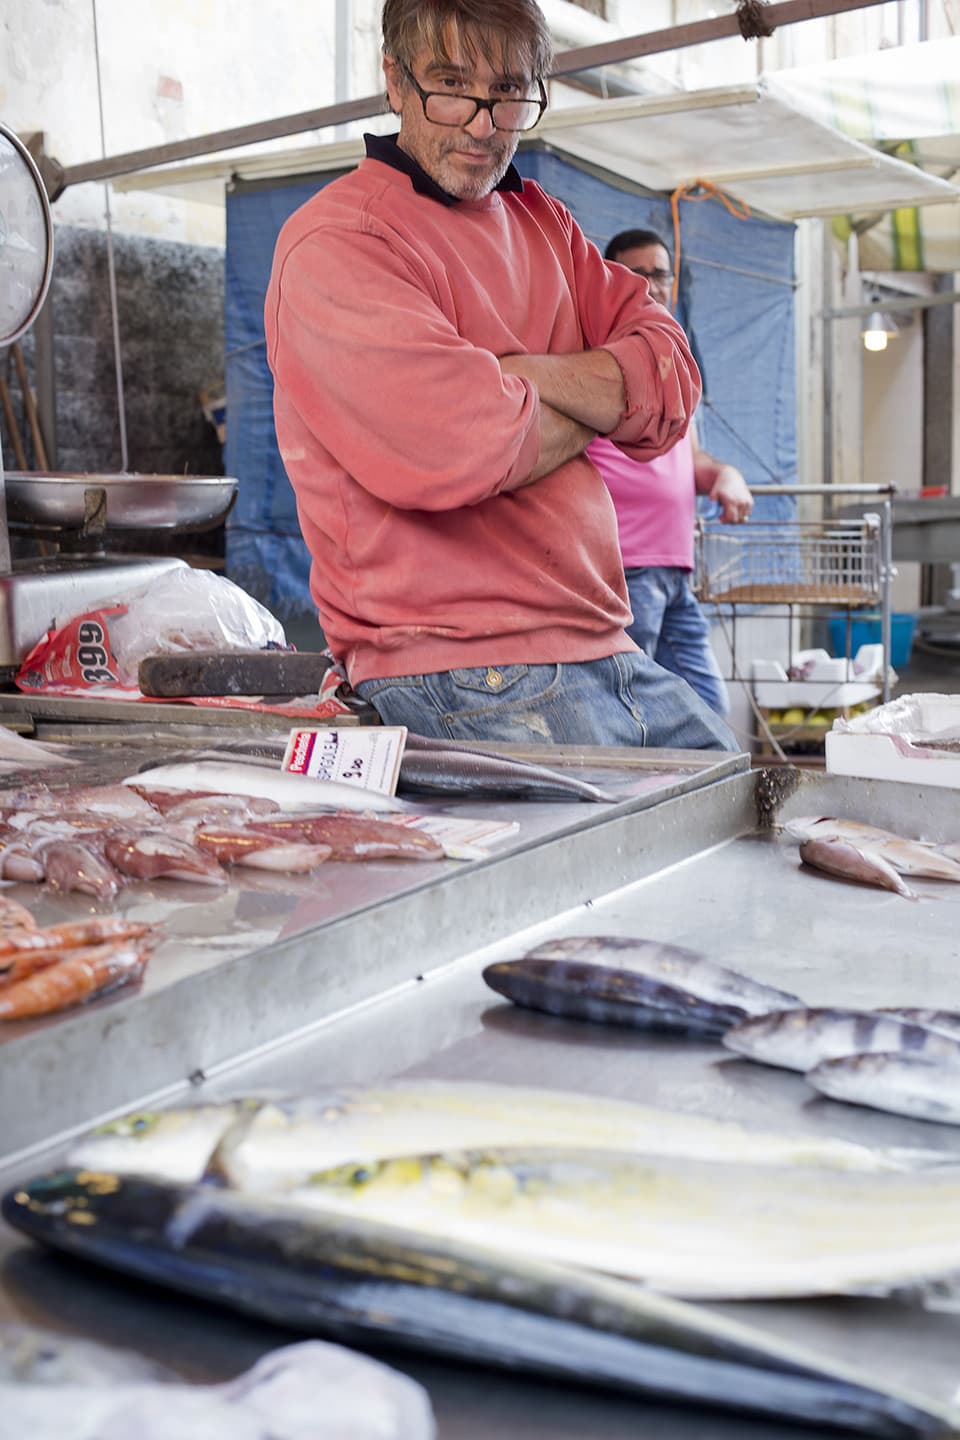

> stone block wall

[{"left": 2, "top": 225, "right": 225, "bottom": 479}]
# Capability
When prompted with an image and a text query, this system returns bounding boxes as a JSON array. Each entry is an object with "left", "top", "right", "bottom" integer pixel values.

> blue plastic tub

[{"left": 828, "top": 612, "right": 916, "bottom": 669}]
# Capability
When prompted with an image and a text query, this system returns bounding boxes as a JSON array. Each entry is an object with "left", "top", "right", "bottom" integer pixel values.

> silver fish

[
  {"left": 877, "top": 1009, "right": 960, "bottom": 1041},
  {"left": 523, "top": 935, "right": 801, "bottom": 1016},
  {"left": 799, "top": 837, "right": 918, "bottom": 898},
  {"left": 807, "top": 1052, "right": 960, "bottom": 1126},
  {"left": 483, "top": 958, "right": 746, "bottom": 1036},
  {"left": 724, "top": 1008, "right": 960, "bottom": 1073},
  {"left": 67, "top": 1101, "right": 263, "bottom": 1183},
  {"left": 4, "top": 1170, "right": 956, "bottom": 1436},
  {"left": 124, "top": 761, "right": 406, "bottom": 815},
  {"left": 398, "top": 742, "right": 615, "bottom": 803}
]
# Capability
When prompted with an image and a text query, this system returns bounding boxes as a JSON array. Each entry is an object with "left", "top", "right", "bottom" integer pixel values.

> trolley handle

[{"left": 744, "top": 484, "right": 896, "bottom": 497}]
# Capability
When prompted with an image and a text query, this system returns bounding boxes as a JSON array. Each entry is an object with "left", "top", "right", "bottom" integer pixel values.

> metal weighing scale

[{"left": 0, "top": 121, "right": 237, "bottom": 672}]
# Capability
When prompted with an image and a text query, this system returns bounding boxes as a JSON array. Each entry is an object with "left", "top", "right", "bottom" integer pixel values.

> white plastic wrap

[{"left": 104, "top": 569, "right": 286, "bottom": 684}]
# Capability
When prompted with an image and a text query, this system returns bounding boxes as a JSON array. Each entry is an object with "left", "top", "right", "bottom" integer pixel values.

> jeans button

[{"left": 486, "top": 668, "right": 503, "bottom": 689}]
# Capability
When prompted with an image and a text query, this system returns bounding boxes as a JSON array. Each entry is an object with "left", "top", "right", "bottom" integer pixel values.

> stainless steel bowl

[{"left": 3, "top": 472, "right": 238, "bottom": 532}]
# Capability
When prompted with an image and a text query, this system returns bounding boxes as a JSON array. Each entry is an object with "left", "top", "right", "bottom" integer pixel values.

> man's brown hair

[{"left": 382, "top": 0, "right": 554, "bottom": 83}]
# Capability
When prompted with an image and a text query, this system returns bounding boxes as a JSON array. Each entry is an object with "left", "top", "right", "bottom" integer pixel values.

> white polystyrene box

[
  {"left": 826, "top": 693, "right": 960, "bottom": 788},
  {"left": 751, "top": 646, "right": 885, "bottom": 710}
]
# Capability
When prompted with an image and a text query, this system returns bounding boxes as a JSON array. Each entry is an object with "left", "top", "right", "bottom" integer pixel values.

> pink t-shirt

[{"left": 587, "top": 432, "right": 696, "bottom": 571}]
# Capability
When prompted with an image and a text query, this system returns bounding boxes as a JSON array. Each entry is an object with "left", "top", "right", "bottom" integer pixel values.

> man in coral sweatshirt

[{"left": 265, "top": 0, "right": 738, "bottom": 752}]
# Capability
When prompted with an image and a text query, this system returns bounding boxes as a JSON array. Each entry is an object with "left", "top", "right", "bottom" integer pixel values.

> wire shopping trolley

[{"left": 694, "top": 484, "right": 896, "bottom": 704}]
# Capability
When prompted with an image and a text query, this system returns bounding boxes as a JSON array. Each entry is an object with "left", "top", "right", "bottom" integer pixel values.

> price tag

[{"left": 282, "top": 726, "right": 407, "bottom": 796}]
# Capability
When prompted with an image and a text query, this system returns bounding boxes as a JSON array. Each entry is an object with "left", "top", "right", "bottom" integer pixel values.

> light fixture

[{"left": 861, "top": 308, "right": 898, "bottom": 352}]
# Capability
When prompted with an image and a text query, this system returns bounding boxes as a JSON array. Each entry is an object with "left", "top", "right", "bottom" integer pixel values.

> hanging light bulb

[{"left": 862, "top": 308, "right": 898, "bottom": 352}]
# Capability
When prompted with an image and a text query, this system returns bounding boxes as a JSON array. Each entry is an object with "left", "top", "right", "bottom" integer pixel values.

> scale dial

[{"left": 0, "top": 122, "right": 54, "bottom": 346}]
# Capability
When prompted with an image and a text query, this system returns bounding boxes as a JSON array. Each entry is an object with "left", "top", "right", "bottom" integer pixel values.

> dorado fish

[
  {"left": 807, "top": 1052, "right": 960, "bottom": 1126},
  {"left": 398, "top": 742, "right": 615, "bottom": 803},
  {"left": 66, "top": 1082, "right": 923, "bottom": 1190},
  {"left": 125, "top": 762, "right": 406, "bottom": 815},
  {"left": 520, "top": 935, "right": 802, "bottom": 1016},
  {"left": 799, "top": 838, "right": 918, "bottom": 898},
  {"left": 723, "top": 1008, "right": 960, "bottom": 1074},
  {"left": 482, "top": 958, "right": 747, "bottom": 1037},
  {"left": 285, "top": 1143, "right": 960, "bottom": 1299},
  {"left": 67, "top": 1100, "right": 265, "bottom": 1183},
  {"left": 3, "top": 1171, "right": 955, "bottom": 1437}
]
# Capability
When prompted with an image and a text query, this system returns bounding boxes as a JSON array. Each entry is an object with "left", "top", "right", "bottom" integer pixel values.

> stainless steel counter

[{"left": 3, "top": 756, "right": 960, "bottom": 1437}]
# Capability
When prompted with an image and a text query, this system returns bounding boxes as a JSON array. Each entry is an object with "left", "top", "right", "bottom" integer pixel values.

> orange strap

[{"left": 668, "top": 180, "right": 751, "bottom": 310}]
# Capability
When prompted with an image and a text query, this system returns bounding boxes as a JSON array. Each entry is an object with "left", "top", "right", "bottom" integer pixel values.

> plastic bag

[
  {"left": 16, "top": 568, "right": 287, "bottom": 693},
  {"left": 107, "top": 568, "right": 286, "bottom": 683}
]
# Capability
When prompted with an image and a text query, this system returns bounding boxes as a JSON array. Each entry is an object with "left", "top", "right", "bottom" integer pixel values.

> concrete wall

[{"left": 3, "top": 226, "right": 224, "bottom": 479}]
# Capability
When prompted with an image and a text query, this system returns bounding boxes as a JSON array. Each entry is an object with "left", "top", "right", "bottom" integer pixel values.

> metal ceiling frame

[{"left": 39, "top": 0, "right": 893, "bottom": 200}]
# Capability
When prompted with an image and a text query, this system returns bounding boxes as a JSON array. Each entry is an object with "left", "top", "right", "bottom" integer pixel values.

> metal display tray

[
  {"left": 3, "top": 760, "right": 960, "bottom": 1439},
  {"left": 3, "top": 472, "right": 238, "bottom": 532}
]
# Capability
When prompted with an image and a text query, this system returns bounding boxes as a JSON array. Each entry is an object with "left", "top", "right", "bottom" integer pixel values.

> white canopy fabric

[
  {"left": 767, "top": 37, "right": 960, "bottom": 270},
  {"left": 112, "top": 78, "right": 959, "bottom": 227}
]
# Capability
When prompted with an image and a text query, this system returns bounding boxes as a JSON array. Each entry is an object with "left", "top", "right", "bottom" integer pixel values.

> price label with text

[{"left": 282, "top": 726, "right": 407, "bottom": 796}]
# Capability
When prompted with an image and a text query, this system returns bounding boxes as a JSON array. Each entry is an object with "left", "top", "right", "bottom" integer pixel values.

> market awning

[
  {"left": 767, "top": 36, "right": 960, "bottom": 269},
  {"left": 111, "top": 79, "right": 959, "bottom": 225}
]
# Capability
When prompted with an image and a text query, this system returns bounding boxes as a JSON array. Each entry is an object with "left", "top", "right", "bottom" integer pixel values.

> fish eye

[{"left": 350, "top": 1166, "right": 373, "bottom": 1184}]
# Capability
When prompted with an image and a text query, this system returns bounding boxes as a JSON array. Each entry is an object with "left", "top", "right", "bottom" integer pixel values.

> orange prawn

[
  {"left": 0, "top": 939, "right": 151, "bottom": 1020},
  {"left": 0, "top": 915, "right": 151, "bottom": 958},
  {"left": 0, "top": 897, "right": 37, "bottom": 935}
]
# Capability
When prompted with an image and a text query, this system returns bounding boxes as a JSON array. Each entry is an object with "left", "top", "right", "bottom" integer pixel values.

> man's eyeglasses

[
  {"left": 628, "top": 267, "right": 673, "bottom": 283},
  {"left": 401, "top": 67, "right": 547, "bottom": 133}
]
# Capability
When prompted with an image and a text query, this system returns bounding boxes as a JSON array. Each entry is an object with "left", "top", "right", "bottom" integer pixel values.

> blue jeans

[
  {"left": 356, "top": 652, "right": 738, "bottom": 751},
  {"left": 625, "top": 566, "right": 729, "bottom": 717}
]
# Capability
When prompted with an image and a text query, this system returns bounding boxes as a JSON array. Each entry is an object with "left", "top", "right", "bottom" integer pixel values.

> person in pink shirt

[
  {"left": 588, "top": 229, "right": 754, "bottom": 716},
  {"left": 265, "top": 0, "right": 737, "bottom": 752}
]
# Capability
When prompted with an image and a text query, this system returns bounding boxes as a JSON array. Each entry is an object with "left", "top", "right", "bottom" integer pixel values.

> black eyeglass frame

[
  {"left": 400, "top": 66, "right": 548, "bottom": 133},
  {"left": 626, "top": 267, "right": 673, "bottom": 283}
]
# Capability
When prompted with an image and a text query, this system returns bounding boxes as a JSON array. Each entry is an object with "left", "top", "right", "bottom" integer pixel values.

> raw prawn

[
  {"left": 0, "top": 897, "right": 37, "bottom": 934},
  {"left": 0, "top": 938, "right": 150, "bottom": 1020}
]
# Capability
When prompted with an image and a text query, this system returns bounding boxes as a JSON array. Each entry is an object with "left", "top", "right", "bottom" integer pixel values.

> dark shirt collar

[{"left": 363, "top": 132, "right": 523, "bottom": 206}]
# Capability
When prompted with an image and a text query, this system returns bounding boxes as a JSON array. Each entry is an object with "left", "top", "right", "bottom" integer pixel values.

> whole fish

[
  {"left": 125, "top": 761, "right": 406, "bottom": 815},
  {"left": 786, "top": 817, "right": 960, "bottom": 882},
  {"left": 66, "top": 1082, "right": 915, "bottom": 1191},
  {"left": 289, "top": 1143, "right": 960, "bottom": 1299},
  {"left": 521, "top": 935, "right": 802, "bottom": 1016},
  {"left": 69, "top": 1100, "right": 264, "bottom": 1183},
  {"left": 0, "top": 938, "right": 150, "bottom": 1020},
  {"left": 877, "top": 1009, "right": 960, "bottom": 1041},
  {"left": 4, "top": 1170, "right": 955, "bottom": 1436},
  {"left": 808, "top": 1052, "right": 960, "bottom": 1126},
  {"left": 399, "top": 738, "right": 615, "bottom": 803},
  {"left": 483, "top": 958, "right": 746, "bottom": 1037},
  {"left": 723, "top": 1008, "right": 960, "bottom": 1074},
  {"left": 799, "top": 837, "right": 918, "bottom": 898}
]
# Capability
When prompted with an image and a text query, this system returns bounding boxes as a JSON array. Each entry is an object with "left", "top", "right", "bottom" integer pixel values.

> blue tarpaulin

[{"left": 224, "top": 145, "right": 797, "bottom": 617}]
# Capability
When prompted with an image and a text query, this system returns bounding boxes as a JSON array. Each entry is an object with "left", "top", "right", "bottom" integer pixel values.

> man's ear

[{"left": 383, "top": 55, "right": 403, "bottom": 115}]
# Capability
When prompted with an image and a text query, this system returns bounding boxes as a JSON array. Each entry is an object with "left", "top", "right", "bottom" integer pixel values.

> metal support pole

[
  {"left": 32, "top": 289, "right": 57, "bottom": 470},
  {"left": 54, "top": 0, "right": 894, "bottom": 194}
]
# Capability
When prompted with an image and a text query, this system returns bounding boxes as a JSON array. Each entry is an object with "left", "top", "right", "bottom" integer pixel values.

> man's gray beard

[{"left": 440, "top": 145, "right": 514, "bottom": 199}]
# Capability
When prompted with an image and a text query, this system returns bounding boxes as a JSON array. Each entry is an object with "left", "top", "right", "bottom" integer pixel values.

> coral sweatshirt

[{"left": 265, "top": 138, "right": 701, "bottom": 684}]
